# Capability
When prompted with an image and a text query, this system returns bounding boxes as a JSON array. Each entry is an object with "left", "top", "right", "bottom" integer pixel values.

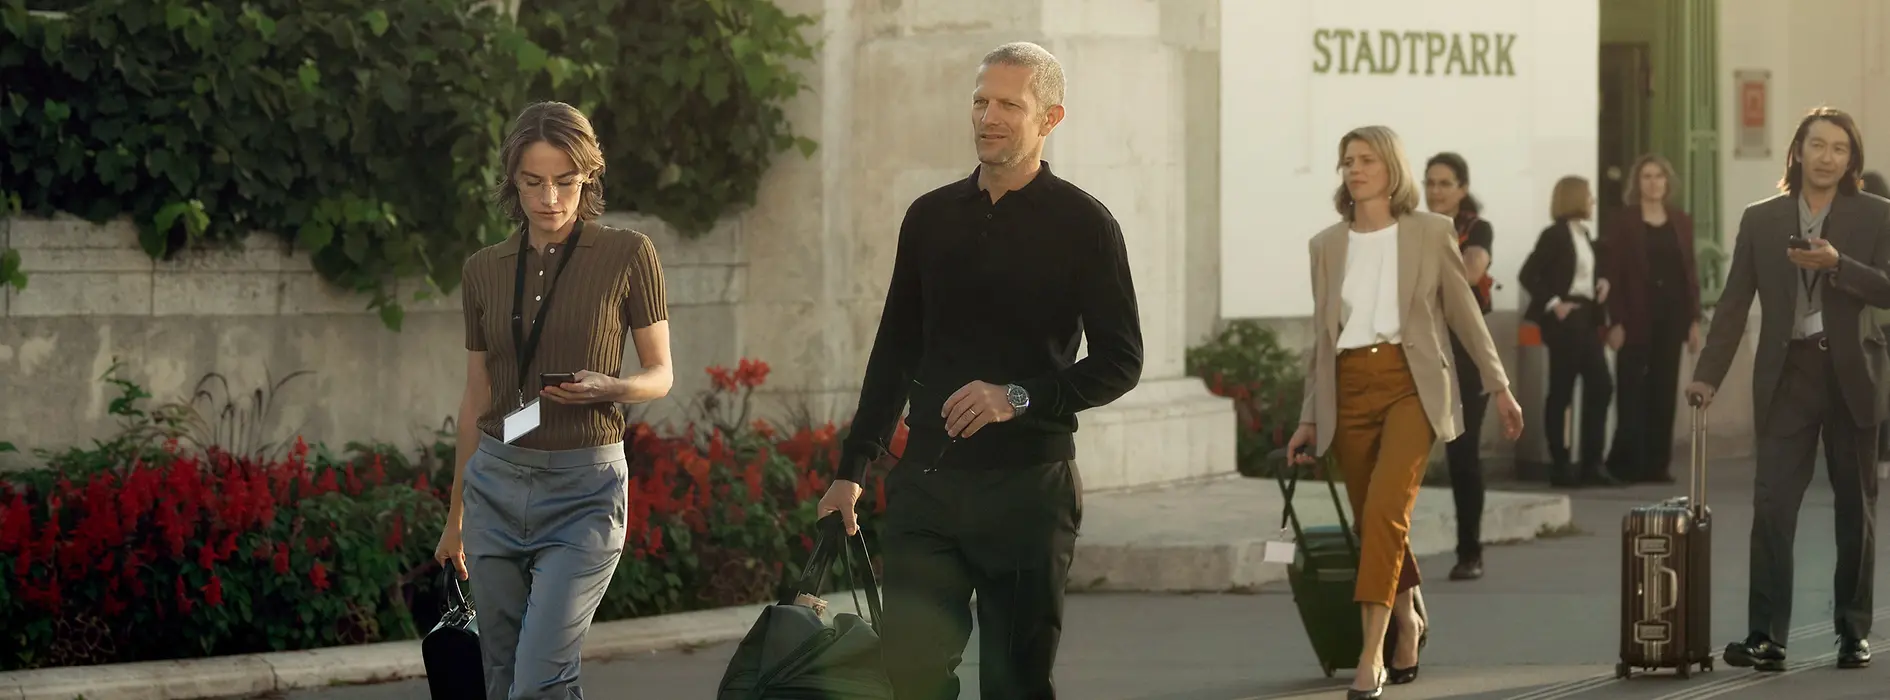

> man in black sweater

[{"left": 815, "top": 41, "right": 1144, "bottom": 699}]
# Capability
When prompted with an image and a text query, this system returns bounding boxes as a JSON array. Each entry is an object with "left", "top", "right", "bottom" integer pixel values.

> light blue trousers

[{"left": 462, "top": 433, "right": 628, "bottom": 700}]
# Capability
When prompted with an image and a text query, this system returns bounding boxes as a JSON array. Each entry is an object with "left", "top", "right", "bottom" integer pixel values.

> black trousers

[
  {"left": 1543, "top": 303, "right": 1613, "bottom": 476},
  {"left": 1749, "top": 342, "right": 1880, "bottom": 644},
  {"left": 879, "top": 460, "right": 1083, "bottom": 700},
  {"left": 1608, "top": 302, "right": 1688, "bottom": 480},
  {"left": 1446, "top": 333, "right": 1488, "bottom": 561}
]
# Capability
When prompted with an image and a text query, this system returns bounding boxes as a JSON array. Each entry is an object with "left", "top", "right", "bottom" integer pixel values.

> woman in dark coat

[{"left": 1601, "top": 154, "right": 1702, "bottom": 483}]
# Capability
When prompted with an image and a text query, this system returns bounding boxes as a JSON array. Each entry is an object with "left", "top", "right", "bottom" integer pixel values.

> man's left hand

[
  {"left": 943, "top": 380, "right": 1015, "bottom": 438},
  {"left": 543, "top": 370, "right": 622, "bottom": 405},
  {"left": 1789, "top": 238, "right": 1841, "bottom": 271}
]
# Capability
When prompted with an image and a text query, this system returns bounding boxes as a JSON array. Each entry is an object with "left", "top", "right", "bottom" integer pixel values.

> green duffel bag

[
  {"left": 1272, "top": 448, "right": 1365, "bottom": 679},
  {"left": 716, "top": 514, "right": 894, "bottom": 700}
]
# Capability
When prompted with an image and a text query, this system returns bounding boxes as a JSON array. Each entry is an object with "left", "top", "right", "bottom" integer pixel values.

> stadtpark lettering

[{"left": 1312, "top": 29, "right": 1517, "bottom": 77}]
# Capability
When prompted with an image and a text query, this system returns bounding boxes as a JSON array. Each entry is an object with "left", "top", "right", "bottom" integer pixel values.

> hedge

[{"left": 0, "top": 0, "right": 815, "bottom": 329}]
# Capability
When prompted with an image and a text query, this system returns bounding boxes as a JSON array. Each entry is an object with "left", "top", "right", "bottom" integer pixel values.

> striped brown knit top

[{"left": 460, "top": 220, "right": 668, "bottom": 451}]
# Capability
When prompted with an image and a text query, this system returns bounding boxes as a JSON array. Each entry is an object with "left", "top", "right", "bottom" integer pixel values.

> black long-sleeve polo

[{"left": 836, "top": 162, "right": 1144, "bottom": 482}]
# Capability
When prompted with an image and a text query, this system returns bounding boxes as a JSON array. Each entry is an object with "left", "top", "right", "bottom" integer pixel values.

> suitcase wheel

[
  {"left": 1701, "top": 657, "right": 1714, "bottom": 672},
  {"left": 1614, "top": 663, "right": 1630, "bottom": 679},
  {"left": 1677, "top": 664, "right": 1691, "bottom": 679}
]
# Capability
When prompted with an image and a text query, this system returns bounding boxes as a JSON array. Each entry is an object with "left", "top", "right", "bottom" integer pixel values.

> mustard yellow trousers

[{"left": 1333, "top": 343, "right": 1433, "bottom": 609}]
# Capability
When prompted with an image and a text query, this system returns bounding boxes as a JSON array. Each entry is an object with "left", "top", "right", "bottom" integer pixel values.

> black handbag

[{"left": 421, "top": 571, "right": 485, "bottom": 699}]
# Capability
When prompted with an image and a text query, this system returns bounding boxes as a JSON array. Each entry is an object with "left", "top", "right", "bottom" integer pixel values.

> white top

[
  {"left": 1336, "top": 224, "right": 1403, "bottom": 350},
  {"left": 1545, "top": 220, "right": 1596, "bottom": 310}
]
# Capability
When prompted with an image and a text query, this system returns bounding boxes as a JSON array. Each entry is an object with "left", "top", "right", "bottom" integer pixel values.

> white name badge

[
  {"left": 1799, "top": 310, "right": 1824, "bottom": 337},
  {"left": 503, "top": 399, "right": 542, "bottom": 443}
]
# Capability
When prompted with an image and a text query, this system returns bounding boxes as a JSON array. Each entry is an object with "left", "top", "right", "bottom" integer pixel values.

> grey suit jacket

[
  {"left": 1693, "top": 191, "right": 1890, "bottom": 432},
  {"left": 1298, "top": 211, "right": 1511, "bottom": 457}
]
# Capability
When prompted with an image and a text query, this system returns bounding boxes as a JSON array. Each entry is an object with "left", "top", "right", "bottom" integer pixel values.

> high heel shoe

[
  {"left": 1346, "top": 666, "right": 1387, "bottom": 699},
  {"left": 1387, "top": 618, "right": 1428, "bottom": 684}
]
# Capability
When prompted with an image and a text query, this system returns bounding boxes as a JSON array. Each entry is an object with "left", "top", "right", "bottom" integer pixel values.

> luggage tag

[
  {"left": 1262, "top": 528, "right": 1297, "bottom": 564},
  {"left": 1263, "top": 489, "right": 1297, "bottom": 564},
  {"left": 792, "top": 593, "right": 830, "bottom": 619}
]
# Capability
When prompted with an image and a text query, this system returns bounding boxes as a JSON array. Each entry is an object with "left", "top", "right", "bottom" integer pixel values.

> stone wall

[{"left": 0, "top": 211, "right": 748, "bottom": 469}]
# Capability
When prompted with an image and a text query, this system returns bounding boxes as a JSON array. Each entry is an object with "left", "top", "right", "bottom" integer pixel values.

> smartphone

[
  {"left": 540, "top": 372, "right": 577, "bottom": 387},
  {"left": 1788, "top": 234, "right": 1813, "bottom": 250}
]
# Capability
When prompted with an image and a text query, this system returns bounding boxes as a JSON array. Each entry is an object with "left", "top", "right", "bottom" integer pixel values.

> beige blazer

[{"left": 1298, "top": 211, "right": 1512, "bottom": 456}]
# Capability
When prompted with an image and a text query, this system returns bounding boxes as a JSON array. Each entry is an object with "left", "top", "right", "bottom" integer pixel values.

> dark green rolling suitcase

[{"left": 1273, "top": 449, "right": 1364, "bottom": 678}]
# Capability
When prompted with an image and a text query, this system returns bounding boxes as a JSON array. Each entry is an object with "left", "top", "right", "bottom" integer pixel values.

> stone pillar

[{"left": 1032, "top": 0, "right": 1236, "bottom": 490}]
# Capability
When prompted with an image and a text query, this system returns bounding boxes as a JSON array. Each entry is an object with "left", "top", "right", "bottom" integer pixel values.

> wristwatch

[{"left": 1004, "top": 383, "right": 1030, "bottom": 416}]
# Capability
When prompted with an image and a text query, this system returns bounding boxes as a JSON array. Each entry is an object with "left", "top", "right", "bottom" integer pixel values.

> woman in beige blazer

[{"left": 1284, "top": 126, "right": 1525, "bottom": 699}]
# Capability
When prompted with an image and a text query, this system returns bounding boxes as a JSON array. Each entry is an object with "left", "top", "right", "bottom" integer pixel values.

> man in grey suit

[{"left": 1689, "top": 106, "right": 1890, "bottom": 672}]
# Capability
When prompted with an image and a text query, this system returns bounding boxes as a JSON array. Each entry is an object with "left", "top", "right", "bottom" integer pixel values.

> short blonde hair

[
  {"left": 1549, "top": 175, "right": 1592, "bottom": 220},
  {"left": 1622, "top": 154, "right": 1679, "bottom": 206},
  {"left": 1333, "top": 126, "right": 1421, "bottom": 221}
]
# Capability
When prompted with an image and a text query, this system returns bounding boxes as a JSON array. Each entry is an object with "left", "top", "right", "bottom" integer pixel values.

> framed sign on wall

[{"left": 1733, "top": 69, "right": 1770, "bottom": 160}]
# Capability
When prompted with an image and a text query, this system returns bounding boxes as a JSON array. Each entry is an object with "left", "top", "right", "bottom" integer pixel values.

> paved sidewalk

[
  {"left": 280, "top": 459, "right": 1890, "bottom": 700},
  {"left": 1072, "top": 474, "right": 1571, "bottom": 591}
]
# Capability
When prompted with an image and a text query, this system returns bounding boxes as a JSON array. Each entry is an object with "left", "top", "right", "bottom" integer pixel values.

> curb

[
  {"left": 1067, "top": 490, "right": 1573, "bottom": 593},
  {"left": 0, "top": 593, "right": 874, "bottom": 700}
]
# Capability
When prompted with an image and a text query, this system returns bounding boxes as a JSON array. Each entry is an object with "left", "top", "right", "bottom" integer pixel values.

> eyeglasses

[{"left": 516, "top": 180, "right": 585, "bottom": 197}]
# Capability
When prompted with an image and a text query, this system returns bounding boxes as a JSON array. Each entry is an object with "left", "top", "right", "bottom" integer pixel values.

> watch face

[{"left": 1007, "top": 384, "right": 1028, "bottom": 407}]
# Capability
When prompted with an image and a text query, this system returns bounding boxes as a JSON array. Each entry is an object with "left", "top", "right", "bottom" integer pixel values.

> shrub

[
  {"left": 0, "top": 0, "right": 817, "bottom": 327},
  {"left": 1185, "top": 320, "right": 1307, "bottom": 477},
  {"left": 0, "top": 358, "right": 897, "bottom": 670},
  {"left": 0, "top": 0, "right": 541, "bottom": 329},
  {"left": 517, "top": 0, "right": 819, "bottom": 237}
]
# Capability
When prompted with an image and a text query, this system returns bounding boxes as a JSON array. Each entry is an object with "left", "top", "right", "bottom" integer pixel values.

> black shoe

[
  {"left": 1724, "top": 634, "right": 1787, "bottom": 672},
  {"left": 1838, "top": 636, "right": 1871, "bottom": 669},
  {"left": 1387, "top": 618, "right": 1427, "bottom": 685},
  {"left": 1449, "top": 557, "right": 1484, "bottom": 581},
  {"left": 1346, "top": 666, "right": 1386, "bottom": 699}
]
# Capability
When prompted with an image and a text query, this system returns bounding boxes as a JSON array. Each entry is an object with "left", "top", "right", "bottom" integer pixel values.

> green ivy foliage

[
  {"left": 0, "top": 0, "right": 817, "bottom": 328},
  {"left": 518, "top": 0, "right": 819, "bottom": 236}
]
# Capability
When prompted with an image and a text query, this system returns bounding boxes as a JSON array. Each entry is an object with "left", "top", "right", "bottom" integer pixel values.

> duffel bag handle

[{"left": 780, "top": 513, "right": 883, "bottom": 626}]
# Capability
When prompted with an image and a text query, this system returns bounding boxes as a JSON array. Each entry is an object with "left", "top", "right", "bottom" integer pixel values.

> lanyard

[{"left": 511, "top": 221, "right": 584, "bottom": 407}]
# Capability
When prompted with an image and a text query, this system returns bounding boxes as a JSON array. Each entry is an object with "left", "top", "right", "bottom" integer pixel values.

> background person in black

[
  {"left": 1600, "top": 154, "right": 1703, "bottom": 484},
  {"left": 1421, "top": 152, "right": 1496, "bottom": 581},
  {"left": 1519, "top": 176, "right": 1621, "bottom": 488},
  {"left": 814, "top": 41, "right": 1143, "bottom": 700}
]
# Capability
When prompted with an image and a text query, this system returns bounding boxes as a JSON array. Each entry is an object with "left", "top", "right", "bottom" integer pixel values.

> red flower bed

[
  {"left": 0, "top": 439, "right": 442, "bottom": 670},
  {"left": 0, "top": 358, "right": 899, "bottom": 671}
]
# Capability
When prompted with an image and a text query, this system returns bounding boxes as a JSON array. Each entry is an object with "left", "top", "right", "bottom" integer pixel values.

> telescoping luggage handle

[
  {"left": 1686, "top": 393, "right": 1709, "bottom": 514},
  {"left": 1272, "top": 447, "right": 1360, "bottom": 558},
  {"left": 782, "top": 512, "right": 883, "bottom": 626}
]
